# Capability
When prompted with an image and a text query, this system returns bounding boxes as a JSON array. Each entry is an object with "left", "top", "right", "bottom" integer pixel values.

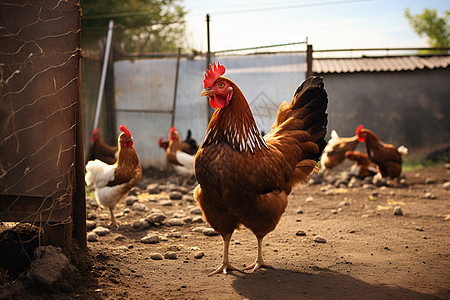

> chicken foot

[
  {"left": 244, "top": 237, "right": 274, "bottom": 273},
  {"left": 208, "top": 233, "right": 242, "bottom": 276},
  {"left": 108, "top": 207, "right": 119, "bottom": 229}
]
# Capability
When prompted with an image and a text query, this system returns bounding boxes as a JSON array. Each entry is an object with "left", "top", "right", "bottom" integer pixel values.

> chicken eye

[{"left": 218, "top": 82, "right": 225, "bottom": 88}]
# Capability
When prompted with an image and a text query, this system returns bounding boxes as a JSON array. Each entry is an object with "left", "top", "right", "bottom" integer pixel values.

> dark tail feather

[{"left": 291, "top": 76, "right": 328, "bottom": 162}]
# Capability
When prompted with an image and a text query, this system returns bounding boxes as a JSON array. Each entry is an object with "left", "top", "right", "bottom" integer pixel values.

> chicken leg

[
  {"left": 208, "top": 233, "right": 241, "bottom": 276},
  {"left": 109, "top": 207, "right": 119, "bottom": 229},
  {"left": 244, "top": 237, "right": 274, "bottom": 272}
]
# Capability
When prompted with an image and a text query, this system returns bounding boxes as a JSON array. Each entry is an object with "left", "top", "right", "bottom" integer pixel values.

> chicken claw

[
  {"left": 244, "top": 237, "right": 274, "bottom": 272},
  {"left": 208, "top": 262, "right": 241, "bottom": 276}
]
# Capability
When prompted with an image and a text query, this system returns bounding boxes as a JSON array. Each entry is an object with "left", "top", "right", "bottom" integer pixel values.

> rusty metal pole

[
  {"left": 306, "top": 44, "right": 313, "bottom": 78},
  {"left": 171, "top": 48, "right": 181, "bottom": 127},
  {"left": 205, "top": 14, "right": 214, "bottom": 122}
]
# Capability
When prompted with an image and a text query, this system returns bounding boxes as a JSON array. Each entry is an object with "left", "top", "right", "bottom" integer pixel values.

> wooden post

[
  {"left": 72, "top": 7, "right": 87, "bottom": 250},
  {"left": 306, "top": 44, "right": 313, "bottom": 78}
]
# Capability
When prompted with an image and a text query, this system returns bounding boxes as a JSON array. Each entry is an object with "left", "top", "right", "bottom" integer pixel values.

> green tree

[
  {"left": 404, "top": 8, "right": 450, "bottom": 49},
  {"left": 81, "top": 0, "right": 187, "bottom": 54}
]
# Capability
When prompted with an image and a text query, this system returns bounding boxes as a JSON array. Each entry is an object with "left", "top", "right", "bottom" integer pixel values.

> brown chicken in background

[
  {"left": 320, "top": 129, "right": 359, "bottom": 174},
  {"left": 158, "top": 127, "right": 198, "bottom": 155},
  {"left": 356, "top": 125, "right": 408, "bottom": 180},
  {"left": 85, "top": 125, "right": 142, "bottom": 228},
  {"left": 194, "top": 62, "right": 328, "bottom": 276},
  {"left": 87, "top": 128, "right": 118, "bottom": 165},
  {"left": 345, "top": 150, "right": 378, "bottom": 179}
]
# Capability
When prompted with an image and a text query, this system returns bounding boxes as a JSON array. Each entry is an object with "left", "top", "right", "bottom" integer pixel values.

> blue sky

[{"left": 182, "top": 0, "right": 450, "bottom": 53}]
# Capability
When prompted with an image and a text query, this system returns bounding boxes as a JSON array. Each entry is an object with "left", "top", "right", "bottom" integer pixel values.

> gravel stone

[
  {"left": 140, "top": 234, "right": 160, "bottom": 244},
  {"left": 202, "top": 228, "right": 219, "bottom": 236},
  {"left": 305, "top": 196, "right": 314, "bottom": 203},
  {"left": 87, "top": 232, "right": 98, "bottom": 242},
  {"left": 194, "top": 251, "right": 205, "bottom": 259},
  {"left": 393, "top": 206, "right": 403, "bottom": 216},
  {"left": 146, "top": 212, "right": 167, "bottom": 223},
  {"left": 169, "top": 191, "right": 183, "bottom": 200},
  {"left": 125, "top": 196, "right": 139, "bottom": 206},
  {"left": 443, "top": 182, "right": 450, "bottom": 190},
  {"left": 192, "top": 216, "right": 205, "bottom": 223},
  {"left": 164, "top": 251, "right": 178, "bottom": 259},
  {"left": 160, "top": 200, "right": 174, "bottom": 206},
  {"left": 150, "top": 253, "right": 163, "bottom": 260},
  {"left": 146, "top": 183, "right": 161, "bottom": 194},
  {"left": 313, "top": 236, "right": 327, "bottom": 243},
  {"left": 296, "top": 230, "right": 306, "bottom": 236},
  {"left": 92, "top": 226, "right": 110, "bottom": 236},
  {"left": 424, "top": 192, "right": 437, "bottom": 199},
  {"left": 168, "top": 218, "right": 185, "bottom": 226},
  {"left": 190, "top": 207, "right": 203, "bottom": 215},
  {"left": 182, "top": 195, "right": 195, "bottom": 202},
  {"left": 86, "top": 220, "right": 97, "bottom": 231},
  {"left": 131, "top": 202, "right": 148, "bottom": 212}
]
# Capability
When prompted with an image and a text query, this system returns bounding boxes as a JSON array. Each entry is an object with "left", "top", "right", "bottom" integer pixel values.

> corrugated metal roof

[{"left": 313, "top": 55, "right": 450, "bottom": 74}]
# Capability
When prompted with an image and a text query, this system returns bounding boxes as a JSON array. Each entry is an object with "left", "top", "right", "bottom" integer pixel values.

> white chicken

[{"left": 85, "top": 124, "right": 142, "bottom": 228}]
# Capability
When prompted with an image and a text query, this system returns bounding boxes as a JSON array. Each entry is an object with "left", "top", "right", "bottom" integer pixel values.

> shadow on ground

[{"left": 231, "top": 268, "right": 439, "bottom": 300}]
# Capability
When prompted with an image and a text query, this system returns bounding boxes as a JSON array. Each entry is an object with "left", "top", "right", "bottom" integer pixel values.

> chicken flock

[{"left": 85, "top": 62, "right": 408, "bottom": 276}]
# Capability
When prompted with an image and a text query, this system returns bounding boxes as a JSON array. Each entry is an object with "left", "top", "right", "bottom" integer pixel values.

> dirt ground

[{"left": 3, "top": 165, "right": 450, "bottom": 299}]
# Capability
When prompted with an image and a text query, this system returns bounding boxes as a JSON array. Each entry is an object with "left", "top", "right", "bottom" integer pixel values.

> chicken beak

[{"left": 201, "top": 87, "right": 213, "bottom": 98}]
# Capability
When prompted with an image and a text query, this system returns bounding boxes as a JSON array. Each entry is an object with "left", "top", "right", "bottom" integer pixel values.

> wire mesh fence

[{"left": 0, "top": 0, "right": 82, "bottom": 253}]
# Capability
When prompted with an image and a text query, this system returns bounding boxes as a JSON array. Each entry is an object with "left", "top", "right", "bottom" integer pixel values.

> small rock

[
  {"left": 443, "top": 182, "right": 450, "bottom": 190},
  {"left": 160, "top": 200, "right": 174, "bottom": 206},
  {"left": 203, "top": 228, "right": 219, "bottom": 236},
  {"left": 325, "top": 189, "right": 335, "bottom": 196},
  {"left": 150, "top": 253, "right": 163, "bottom": 260},
  {"left": 393, "top": 206, "right": 403, "bottom": 216},
  {"left": 338, "top": 201, "right": 350, "bottom": 207},
  {"left": 114, "top": 235, "right": 127, "bottom": 242},
  {"left": 87, "top": 232, "right": 98, "bottom": 242},
  {"left": 425, "top": 178, "right": 437, "bottom": 185},
  {"left": 415, "top": 226, "right": 424, "bottom": 232},
  {"left": 133, "top": 219, "right": 151, "bottom": 230},
  {"left": 140, "top": 234, "right": 160, "bottom": 244},
  {"left": 424, "top": 192, "right": 437, "bottom": 199},
  {"left": 146, "top": 212, "right": 167, "bottom": 223},
  {"left": 296, "top": 230, "right": 306, "bottom": 236},
  {"left": 296, "top": 208, "right": 304, "bottom": 214},
  {"left": 192, "top": 227, "right": 205, "bottom": 233},
  {"left": 363, "top": 183, "right": 376, "bottom": 189},
  {"left": 86, "top": 220, "right": 97, "bottom": 231},
  {"left": 313, "top": 236, "right": 326, "bottom": 243},
  {"left": 168, "top": 232, "right": 182, "bottom": 238},
  {"left": 305, "top": 196, "right": 314, "bottom": 203},
  {"left": 131, "top": 202, "right": 148, "bottom": 212},
  {"left": 146, "top": 183, "right": 161, "bottom": 194},
  {"left": 348, "top": 177, "right": 362, "bottom": 188},
  {"left": 331, "top": 209, "right": 338, "bottom": 215},
  {"left": 182, "top": 195, "right": 195, "bottom": 202},
  {"left": 164, "top": 251, "right": 178, "bottom": 259},
  {"left": 182, "top": 216, "right": 193, "bottom": 223},
  {"left": 169, "top": 191, "right": 183, "bottom": 200},
  {"left": 192, "top": 216, "right": 205, "bottom": 223},
  {"left": 194, "top": 251, "right": 205, "bottom": 259},
  {"left": 168, "top": 218, "right": 185, "bottom": 226},
  {"left": 167, "top": 245, "right": 181, "bottom": 251},
  {"left": 125, "top": 196, "right": 139, "bottom": 206},
  {"left": 190, "top": 207, "right": 203, "bottom": 215},
  {"left": 92, "top": 227, "right": 110, "bottom": 236}
]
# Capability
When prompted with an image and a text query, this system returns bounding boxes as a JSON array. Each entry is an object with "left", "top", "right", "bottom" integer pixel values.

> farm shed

[{"left": 313, "top": 54, "right": 450, "bottom": 160}]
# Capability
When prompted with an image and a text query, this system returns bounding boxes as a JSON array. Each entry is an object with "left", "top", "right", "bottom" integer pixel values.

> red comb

[
  {"left": 169, "top": 126, "right": 176, "bottom": 135},
  {"left": 204, "top": 62, "right": 226, "bottom": 88},
  {"left": 120, "top": 124, "right": 131, "bottom": 138},
  {"left": 92, "top": 128, "right": 99, "bottom": 135},
  {"left": 355, "top": 124, "right": 364, "bottom": 136}
]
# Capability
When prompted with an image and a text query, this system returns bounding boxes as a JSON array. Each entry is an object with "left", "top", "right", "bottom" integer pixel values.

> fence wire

[{"left": 0, "top": 0, "right": 81, "bottom": 233}]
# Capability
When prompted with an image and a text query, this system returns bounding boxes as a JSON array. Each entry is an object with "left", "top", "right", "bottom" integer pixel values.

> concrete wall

[
  {"left": 113, "top": 52, "right": 306, "bottom": 168},
  {"left": 319, "top": 68, "right": 450, "bottom": 159}
]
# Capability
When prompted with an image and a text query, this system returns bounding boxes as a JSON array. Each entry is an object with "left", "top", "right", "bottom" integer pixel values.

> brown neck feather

[
  {"left": 202, "top": 79, "right": 268, "bottom": 153},
  {"left": 117, "top": 146, "right": 140, "bottom": 167}
]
